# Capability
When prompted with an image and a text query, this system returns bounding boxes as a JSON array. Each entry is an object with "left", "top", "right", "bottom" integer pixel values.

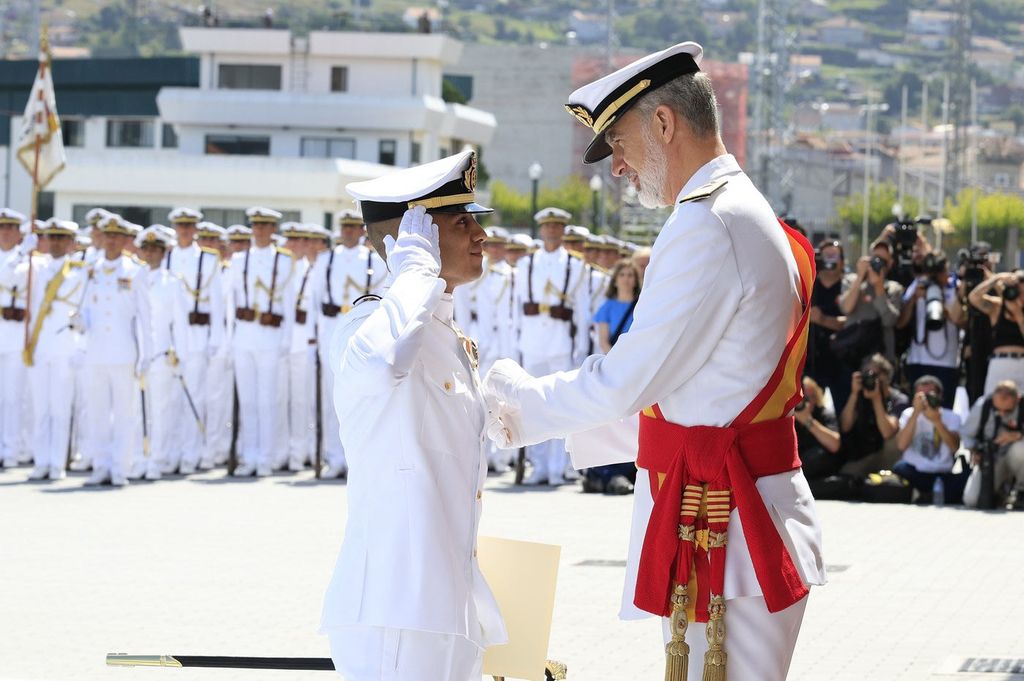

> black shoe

[
  {"left": 606, "top": 475, "right": 635, "bottom": 495},
  {"left": 581, "top": 477, "right": 605, "bottom": 493}
]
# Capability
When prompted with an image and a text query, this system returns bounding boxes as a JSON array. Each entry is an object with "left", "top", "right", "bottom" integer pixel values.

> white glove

[
  {"left": 486, "top": 408, "right": 524, "bottom": 450},
  {"left": 483, "top": 358, "right": 532, "bottom": 411},
  {"left": 18, "top": 233, "right": 38, "bottom": 257},
  {"left": 382, "top": 205, "right": 441, "bottom": 277}
]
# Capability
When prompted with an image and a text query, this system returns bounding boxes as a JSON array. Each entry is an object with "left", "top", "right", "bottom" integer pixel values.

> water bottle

[{"left": 932, "top": 476, "right": 945, "bottom": 506}]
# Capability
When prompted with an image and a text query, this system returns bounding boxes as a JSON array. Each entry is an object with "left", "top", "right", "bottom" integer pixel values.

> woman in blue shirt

[{"left": 593, "top": 259, "right": 641, "bottom": 353}]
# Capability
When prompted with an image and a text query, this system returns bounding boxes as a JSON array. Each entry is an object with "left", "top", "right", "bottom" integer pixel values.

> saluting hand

[{"left": 382, "top": 205, "right": 441, "bottom": 277}]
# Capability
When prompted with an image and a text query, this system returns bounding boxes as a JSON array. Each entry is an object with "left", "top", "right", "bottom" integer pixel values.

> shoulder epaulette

[
  {"left": 200, "top": 246, "right": 220, "bottom": 257},
  {"left": 67, "top": 260, "right": 86, "bottom": 269},
  {"left": 567, "top": 249, "right": 586, "bottom": 261},
  {"left": 679, "top": 177, "right": 729, "bottom": 205},
  {"left": 130, "top": 253, "right": 144, "bottom": 265},
  {"left": 274, "top": 246, "right": 294, "bottom": 257}
]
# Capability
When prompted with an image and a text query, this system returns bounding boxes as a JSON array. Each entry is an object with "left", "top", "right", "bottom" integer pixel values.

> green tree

[
  {"left": 944, "top": 189, "right": 1024, "bottom": 252},
  {"left": 1006, "top": 105, "right": 1024, "bottom": 136},
  {"left": 835, "top": 182, "right": 919, "bottom": 247},
  {"left": 490, "top": 177, "right": 606, "bottom": 229}
]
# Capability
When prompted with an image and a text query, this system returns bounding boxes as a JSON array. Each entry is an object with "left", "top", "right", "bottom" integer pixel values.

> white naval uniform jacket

[
  {"left": 164, "top": 244, "right": 225, "bottom": 353},
  {"left": 142, "top": 267, "right": 188, "bottom": 360},
  {"left": 79, "top": 255, "right": 151, "bottom": 366},
  {"left": 227, "top": 245, "right": 297, "bottom": 352},
  {"left": 514, "top": 246, "right": 592, "bottom": 364},
  {"left": 320, "top": 269, "right": 507, "bottom": 650},
  {"left": 0, "top": 246, "right": 28, "bottom": 355},
  {"left": 506, "top": 154, "right": 827, "bottom": 618},
  {"left": 290, "top": 258, "right": 316, "bottom": 353},
  {"left": 310, "top": 244, "right": 387, "bottom": 351},
  {"left": 24, "top": 254, "right": 87, "bottom": 360}
]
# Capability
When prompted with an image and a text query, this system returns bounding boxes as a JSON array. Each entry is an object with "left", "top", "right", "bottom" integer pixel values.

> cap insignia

[
  {"left": 565, "top": 104, "right": 595, "bottom": 130},
  {"left": 463, "top": 154, "right": 478, "bottom": 193}
]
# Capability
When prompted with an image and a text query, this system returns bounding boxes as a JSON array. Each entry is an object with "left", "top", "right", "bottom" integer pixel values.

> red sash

[{"left": 633, "top": 218, "right": 815, "bottom": 620}]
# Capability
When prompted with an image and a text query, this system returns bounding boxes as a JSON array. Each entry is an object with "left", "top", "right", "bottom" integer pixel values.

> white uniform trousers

[
  {"left": 273, "top": 358, "right": 290, "bottom": 469},
  {"left": 233, "top": 348, "right": 280, "bottom": 470},
  {"left": 147, "top": 361, "right": 178, "bottom": 475},
  {"left": 71, "top": 359, "right": 90, "bottom": 468},
  {"left": 0, "top": 350, "right": 27, "bottom": 465},
  {"left": 168, "top": 353, "right": 207, "bottom": 470},
  {"left": 520, "top": 354, "right": 573, "bottom": 482},
  {"left": 327, "top": 626, "right": 483, "bottom": 681},
  {"left": 321, "top": 348, "right": 347, "bottom": 472},
  {"left": 83, "top": 364, "right": 137, "bottom": 479},
  {"left": 661, "top": 595, "right": 808, "bottom": 681},
  {"left": 286, "top": 350, "right": 315, "bottom": 467},
  {"left": 29, "top": 357, "right": 74, "bottom": 472},
  {"left": 205, "top": 353, "right": 233, "bottom": 465}
]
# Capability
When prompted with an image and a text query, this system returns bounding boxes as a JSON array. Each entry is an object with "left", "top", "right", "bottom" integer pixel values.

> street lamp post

[
  {"left": 528, "top": 162, "right": 543, "bottom": 239},
  {"left": 589, "top": 174, "right": 603, "bottom": 233},
  {"left": 860, "top": 95, "right": 889, "bottom": 256}
]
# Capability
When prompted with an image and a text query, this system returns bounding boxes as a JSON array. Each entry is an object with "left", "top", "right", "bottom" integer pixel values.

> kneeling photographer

[
  {"left": 838, "top": 354, "right": 909, "bottom": 478},
  {"left": 893, "top": 376, "right": 966, "bottom": 504},
  {"left": 897, "top": 251, "right": 964, "bottom": 407},
  {"left": 960, "top": 380, "right": 1024, "bottom": 509},
  {"left": 968, "top": 269, "right": 1024, "bottom": 395},
  {"left": 795, "top": 376, "right": 842, "bottom": 481}
]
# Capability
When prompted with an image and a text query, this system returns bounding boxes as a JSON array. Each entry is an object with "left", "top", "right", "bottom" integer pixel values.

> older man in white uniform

[
  {"left": 485, "top": 42, "right": 825, "bottom": 681},
  {"left": 77, "top": 215, "right": 151, "bottom": 487},
  {"left": 321, "top": 150, "right": 506, "bottom": 681}
]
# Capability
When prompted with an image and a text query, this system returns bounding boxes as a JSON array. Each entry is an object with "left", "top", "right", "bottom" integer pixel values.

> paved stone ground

[{"left": 1, "top": 465, "right": 1023, "bottom": 681}]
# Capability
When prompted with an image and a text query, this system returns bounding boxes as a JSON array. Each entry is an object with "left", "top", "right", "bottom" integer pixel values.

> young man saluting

[{"left": 320, "top": 150, "right": 506, "bottom": 681}]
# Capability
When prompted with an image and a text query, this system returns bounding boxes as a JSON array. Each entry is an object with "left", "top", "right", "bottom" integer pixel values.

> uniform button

[
  {"left": 444, "top": 381, "right": 452, "bottom": 392},
  {"left": 476, "top": 490, "right": 482, "bottom": 500},
  {"left": 472, "top": 548, "right": 478, "bottom": 558}
]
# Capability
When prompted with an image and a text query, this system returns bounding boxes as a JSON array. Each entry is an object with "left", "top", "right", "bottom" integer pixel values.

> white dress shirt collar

[{"left": 435, "top": 293, "right": 455, "bottom": 323}]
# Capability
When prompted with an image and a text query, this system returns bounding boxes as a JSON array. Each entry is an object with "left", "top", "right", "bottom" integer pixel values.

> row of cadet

[{"left": 0, "top": 204, "right": 650, "bottom": 487}]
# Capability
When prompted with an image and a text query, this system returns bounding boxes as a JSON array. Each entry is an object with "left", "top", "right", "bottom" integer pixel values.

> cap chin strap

[{"left": 407, "top": 193, "right": 476, "bottom": 210}]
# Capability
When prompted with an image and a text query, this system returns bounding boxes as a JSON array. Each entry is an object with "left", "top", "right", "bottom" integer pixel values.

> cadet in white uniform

[
  {"left": 228, "top": 207, "right": 297, "bottom": 477},
  {"left": 162, "top": 209, "right": 226, "bottom": 473},
  {"left": 513, "top": 207, "right": 591, "bottom": 485},
  {"left": 310, "top": 209, "right": 386, "bottom": 479},
  {"left": 0, "top": 208, "right": 29, "bottom": 468},
  {"left": 133, "top": 225, "right": 184, "bottom": 481},
  {"left": 485, "top": 42, "right": 825, "bottom": 681},
  {"left": 226, "top": 224, "right": 253, "bottom": 255},
  {"left": 78, "top": 215, "right": 151, "bottom": 487},
  {"left": 22, "top": 219, "right": 85, "bottom": 480},
  {"left": 321, "top": 149, "right": 506, "bottom": 681},
  {"left": 195, "top": 221, "right": 234, "bottom": 467}
]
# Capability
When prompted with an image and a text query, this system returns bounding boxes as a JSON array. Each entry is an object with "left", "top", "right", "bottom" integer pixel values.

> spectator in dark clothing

[
  {"left": 805, "top": 239, "right": 851, "bottom": 411},
  {"left": 796, "top": 376, "right": 843, "bottom": 481},
  {"left": 839, "top": 353, "right": 910, "bottom": 479}
]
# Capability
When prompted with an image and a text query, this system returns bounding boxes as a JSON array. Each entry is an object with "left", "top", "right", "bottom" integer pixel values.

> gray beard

[{"left": 637, "top": 123, "right": 670, "bottom": 209}]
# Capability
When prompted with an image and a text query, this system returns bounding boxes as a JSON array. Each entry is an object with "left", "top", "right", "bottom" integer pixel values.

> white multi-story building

[{"left": 2, "top": 27, "right": 496, "bottom": 226}]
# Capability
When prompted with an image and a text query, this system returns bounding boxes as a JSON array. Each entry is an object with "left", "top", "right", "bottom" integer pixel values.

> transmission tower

[
  {"left": 751, "top": 0, "right": 794, "bottom": 213},
  {"left": 944, "top": 0, "right": 972, "bottom": 202}
]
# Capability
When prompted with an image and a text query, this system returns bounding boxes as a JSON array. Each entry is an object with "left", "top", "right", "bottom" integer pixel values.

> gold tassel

[
  {"left": 702, "top": 595, "right": 727, "bottom": 681},
  {"left": 664, "top": 583, "right": 690, "bottom": 681}
]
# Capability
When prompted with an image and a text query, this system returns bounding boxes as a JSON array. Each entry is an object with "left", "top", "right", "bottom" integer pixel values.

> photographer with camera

[
  {"left": 807, "top": 239, "right": 850, "bottom": 409},
  {"left": 795, "top": 376, "right": 842, "bottom": 480},
  {"left": 881, "top": 218, "right": 933, "bottom": 289},
  {"left": 967, "top": 269, "right": 1024, "bottom": 395},
  {"left": 893, "top": 376, "right": 966, "bottom": 504},
  {"left": 960, "top": 380, "right": 1024, "bottom": 509},
  {"left": 838, "top": 240, "right": 904, "bottom": 366},
  {"left": 838, "top": 354, "right": 909, "bottom": 479},
  {"left": 897, "top": 251, "right": 965, "bottom": 407},
  {"left": 957, "top": 243, "right": 994, "bottom": 403}
]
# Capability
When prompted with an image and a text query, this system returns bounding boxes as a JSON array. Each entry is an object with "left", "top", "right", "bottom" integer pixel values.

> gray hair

[{"left": 633, "top": 72, "right": 720, "bottom": 139}]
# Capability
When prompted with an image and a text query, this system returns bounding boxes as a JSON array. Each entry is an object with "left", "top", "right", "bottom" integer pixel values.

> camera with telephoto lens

[
  {"left": 957, "top": 242, "right": 991, "bottom": 294},
  {"left": 869, "top": 255, "right": 886, "bottom": 274},
  {"left": 925, "top": 393, "right": 941, "bottom": 409},
  {"left": 862, "top": 369, "right": 878, "bottom": 392},
  {"left": 1003, "top": 274, "right": 1023, "bottom": 301}
]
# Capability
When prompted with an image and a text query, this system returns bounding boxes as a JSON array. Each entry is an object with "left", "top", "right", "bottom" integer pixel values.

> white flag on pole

[{"left": 15, "top": 49, "right": 65, "bottom": 189}]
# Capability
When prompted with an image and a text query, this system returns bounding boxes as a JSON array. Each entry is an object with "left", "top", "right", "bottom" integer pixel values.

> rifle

[
  {"left": 314, "top": 337, "right": 323, "bottom": 480},
  {"left": 228, "top": 380, "right": 239, "bottom": 476}
]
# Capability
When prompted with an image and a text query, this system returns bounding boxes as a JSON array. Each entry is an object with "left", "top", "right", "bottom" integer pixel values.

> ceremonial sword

[{"left": 105, "top": 653, "right": 567, "bottom": 679}]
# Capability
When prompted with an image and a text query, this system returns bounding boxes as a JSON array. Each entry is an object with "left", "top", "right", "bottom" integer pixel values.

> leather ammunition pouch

[
  {"left": 235, "top": 307, "right": 256, "bottom": 322},
  {"left": 188, "top": 311, "right": 211, "bottom": 326},
  {"left": 549, "top": 305, "right": 574, "bottom": 321},
  {"left": 321, "top": 302, "right": 341, "bottom": 318},
  {"left": 1, "top": 307, "right": 26, "bottom": 322},
  {"left": 259, "top": 312, "right": 283, "bottom": 328},
  {"left": 295, "top": 309, "right": 307, "bottom": 324},
  {"left": 522, "top": 302, "right": 540, "bottom": 316}
]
